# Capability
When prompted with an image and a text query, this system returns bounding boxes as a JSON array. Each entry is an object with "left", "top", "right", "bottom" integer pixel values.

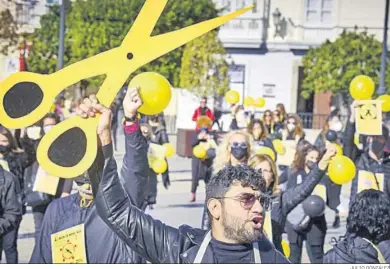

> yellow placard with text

[
  {"left": 0, "top": 159, "right": 10, "bottom": 172},
  {"left": 34, "top": 167, "right": 60, "bottom": 196},
  {"left": 358, "top": 170, "right": 384, "bottom": 194},
  {"left": 277, "top": 141, "right": 296, "bottom": 166},
  {"left": 263, "top": 210, "right": 272, "bottom": 243},
  {"left": 355, "top": 100, "right": 383, "bottom": 135},
  {"left": 312, "top": 184, "right": 327, "bottom": 202},
  {"left": 51, "top": 224, "right": 87, "bottom": 264}
]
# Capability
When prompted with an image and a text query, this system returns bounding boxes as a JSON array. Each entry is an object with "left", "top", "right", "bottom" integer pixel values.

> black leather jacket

[{"left": 92, "top": 126, "right": 289, "bottom": 264}]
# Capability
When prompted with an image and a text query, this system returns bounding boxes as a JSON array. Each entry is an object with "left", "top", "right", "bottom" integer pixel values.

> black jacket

[
  {"left": 270, "top": 166, "right": 326, "bottom": 252},
  {"left": 323, "top": 234, "right": 390, "bottom": 263},
  {"left": 343, "top": 122, "right": 390, "bottom": 208},
  {"left": 0, "top": 167, "right": 22, "bottom": 236},
  {"left": 92, "top": 127, "right": 289, "bottom": 264},
  {"left": 29, "top": 194, "right": 143, "bottom": 263}
]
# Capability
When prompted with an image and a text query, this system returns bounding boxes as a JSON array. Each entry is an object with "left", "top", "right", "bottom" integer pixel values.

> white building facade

[{"left": 215, "top": 0, "right": 390, "bottom": 115}]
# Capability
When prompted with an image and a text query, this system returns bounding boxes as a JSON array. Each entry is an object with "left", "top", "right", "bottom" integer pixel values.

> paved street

[{"left": 3, "top": 134, "right": 350, "bottom": 264}]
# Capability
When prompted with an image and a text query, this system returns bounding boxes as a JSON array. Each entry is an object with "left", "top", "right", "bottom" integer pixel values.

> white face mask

[
  {"left": 43, "top": 125, "right": 55, "bottom": 134},
  {"left": 26, "top": 126, "right": 42, "bottom": 140},
  {"left": 330, "top": 122, "right": 343, "bottom": 132},
  {"left": 287, "top": 123, "right": 296, "bottom": 132}
]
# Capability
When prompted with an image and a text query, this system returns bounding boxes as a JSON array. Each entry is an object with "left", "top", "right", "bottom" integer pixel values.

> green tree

[
  {"left": 179, "top": 30, "right": 228, "bottom": 97},
  {"left": 27, "top": 3, "right": 72, "bottom": 74},
  {"left": 301, "top": 30, "right": 390, "bottom": 100},
  {"left": 0, "top": 9, "right": 18, "bottom": 55},
  {"left": 28, "top": 0, "right": 219, "bottom": 89}
]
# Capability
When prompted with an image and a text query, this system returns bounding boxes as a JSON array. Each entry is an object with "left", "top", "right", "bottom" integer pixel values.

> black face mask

[
  {"left": 231, "top": 147, "right": 248, "bottom": 161},
  {"left": 306, "top": 160, "right": 317, "bottom": 170},
  {"left": 370, "top": 140, "right": 386, "bottom": 159},
  {"left": 0, "top": 145, "right": 10, "bottom": 154}
]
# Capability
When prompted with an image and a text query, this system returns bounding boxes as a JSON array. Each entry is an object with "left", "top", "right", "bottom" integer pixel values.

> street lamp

[
  {"left": 57, "top": 0, "right": 66, "bottom": 71},
  {"left": 272, "top": 8, "right": 282, "bottom": 38},
  {"left": 378, "top": 0, "right": 390, "bottom": 95}
]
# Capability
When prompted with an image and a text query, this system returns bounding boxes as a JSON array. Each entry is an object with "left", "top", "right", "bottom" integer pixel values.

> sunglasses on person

[
  {"left": 264, "top": 114, "right": 272, "bottom": 117},
  {"left": 287, "top": 121, "right": 296, "bottom": 125},
  {"left": 216, "top": 193, "right": 272, "bottom": 211},
  {"left": 231, "top": 141, "right": 248, "bottom": 149}
]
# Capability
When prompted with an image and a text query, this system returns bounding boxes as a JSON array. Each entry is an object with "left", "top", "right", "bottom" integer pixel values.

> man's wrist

[{"left": 98, "top": 130, "right": 112, "bottom": 146}]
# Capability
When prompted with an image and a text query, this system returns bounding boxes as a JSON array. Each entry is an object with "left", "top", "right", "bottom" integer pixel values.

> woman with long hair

[
  {"left": 276, "top": 103, "right": 287, "bottom": 123},
  {"left": 314, "top": 111, "right": 344, "bottom": 229},
  {"left": 281, "top": 114, "right": 305, "bottom": 142},
  {"left": 324, "top": 189, "right": 390, "bottom": 263},
  {"left": 0, "top": 126, "right": 36, "bottom": 263},
  {"left": 200, "top": 130, "right": 254, "bottom": 229},
  {"left": 285, "top": 144, "right": 328, "bottom": 264},
  {"left": 248, "top": 119, "right": 276, "bottom": 158},
  {"left": 248, "top": 146, "right": 335, "bottom": 255},
  {"left": 263, "top": 110, "right": 274, "bottom": 134},
  {"left": 212, "top": 130, "right": 255, "bottom": 173},
  {"left": 272, "top": 110, "right": 284, "bottom": 134}
]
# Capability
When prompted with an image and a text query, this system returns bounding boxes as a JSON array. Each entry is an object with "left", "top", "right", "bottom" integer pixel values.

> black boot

[{"left": 332, "top": 214, "right": 340, "bottom": 229}]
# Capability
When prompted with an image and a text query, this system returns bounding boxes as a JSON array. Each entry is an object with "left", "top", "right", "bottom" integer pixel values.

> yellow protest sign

[
  {"left": 313, "top": 184, "right": 327, "bottom": 202},
  {"left": 34, "top": 166, "right": 60, "bottom": 196},
  {"left": 355, "top": 100, "right": 383, "bottom": 135},
  {"left": 0, "top": 160, "right": 10, "bottom": 172},
  {"left": 263, "top": 210, "right": 273, "bottom": 242},
  {"left": 51, "top": 224, "right": 87, "bottom": 264},
  {"left": 277, "top": 140, "right": 296, "bottom": 166},
  {"left": 358, "top": 170, "right": 384, "bottom": 193}
]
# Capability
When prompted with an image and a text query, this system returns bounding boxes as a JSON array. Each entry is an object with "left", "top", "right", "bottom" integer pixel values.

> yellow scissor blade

[
  {"left": 147, "top": 5, "right": 253, "bottom": 57},
  {"left": 121, "top": 0, "right": 168, "bottom": 47}
]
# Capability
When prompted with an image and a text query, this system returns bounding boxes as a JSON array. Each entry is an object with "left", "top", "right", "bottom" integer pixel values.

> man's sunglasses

[
  {"left": 216, "top": 193, "right": 272, "bottom": 211},
  {"left": 231, "top": 141, "right": 248, "bottom": 149}
]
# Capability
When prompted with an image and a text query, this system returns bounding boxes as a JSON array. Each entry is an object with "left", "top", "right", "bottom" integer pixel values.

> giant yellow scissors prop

[{"left": 0, "top": 0, "right": 252, "bottom": 178}]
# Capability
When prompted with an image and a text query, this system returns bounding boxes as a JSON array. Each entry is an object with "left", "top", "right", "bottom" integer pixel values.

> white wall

[{"left": 229, "top": 50, "right": 301, "bottom": 113}]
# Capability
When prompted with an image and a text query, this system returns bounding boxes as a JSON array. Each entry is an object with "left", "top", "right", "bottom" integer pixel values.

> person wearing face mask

[
  {"left": 285, "top": 144, "right": 328, "bottom": 264},
  {"left": 314, "top": 111, "right": 344, "bottom": 229},
  {"left": 230, "top": 105, "right": 253, "bottom": 132},
  {"left": 190, "top": 125, "right": 217, "bottom": 202},
  {"left": 77, "top": 90, "right": 289, "bottom": 264},
  {"left": 343, "top": 101, "right": 390, "bottom": 211},
  {"left": 0, "top": 126, "right": 35, "bottom": 264},
  {"left": 30, "top": 88, "right": 147, "bottom": 264},
  {"left": 247, "top": 146, "right": 335, "bottom": 255},
  {"left": 249, "top": 120, "right": 276, "bottom": 159},
  {"left": 23, "top": 114, "right": 73, "bottom": 244}
]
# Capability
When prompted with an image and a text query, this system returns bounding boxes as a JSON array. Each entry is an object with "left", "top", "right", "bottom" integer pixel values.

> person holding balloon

[
  {"left": 324, "top": 189, "right": 390, "bottom": 264},
  {"left": 190, "top": 125, "right": 217, "bottom": 202},
  {"left": 192, "top": 97, "right": 215, "bottom": 131},
  {"left": 285, "top": 144, "right": 328, "bottom": 264},
  {"left": 248, "top": 146, "right": 335, "bottom": 256},
  {"left": 144, "top": 114, "right": 171, "bottom": 189},
  {"left": 343, "top": 101, "right": 390, "bottom": 210},
  {"left": 314, "top": 111, "right": 345, "bottom": 229}
]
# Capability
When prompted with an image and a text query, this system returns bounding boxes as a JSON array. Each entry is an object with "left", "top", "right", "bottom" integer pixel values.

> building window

[
  {"left": 15, "top": 3, "right": 30, "bottom": 25},
  {"left": 305, "top": 0, "right": 332, "bottom": 24}
]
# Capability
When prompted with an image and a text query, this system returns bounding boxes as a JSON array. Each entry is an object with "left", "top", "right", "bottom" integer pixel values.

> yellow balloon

[
  {"left": 163, "top": 143, "right": 175, "bottom": 158},
  {"left": 244, "top": 96, "right": 255, "bottom": 107},
  {"left": 272, "top": 139, "right": 285, "bottom": 155},
  {"left": 256, "top": 147, "right": 275, "bottom": 161},
  {"left": 332, "top": 143, "right": 343, "bottom": 156},
  {"left": 255, "top": 97, "right": 266, "bottom": 108},
  {"left": 129, "top": 72, "right": 172, "bottom": 115},
  {"left": 281, "top": 240, "right": 290, "bottom": 258},
  {"left": 349, "top": 75, "right": 375, "bottom": 100},
  {"left": 225, "top": 90, "right": 240, "bottom": 104},
  {"left": 377, "top": 95, "right": 390, "bottom": 112},
  {"left": 328, "top": 156, "right": 356, "bottom": 185},
  {"left": 193, "top": 145, "right": 207, "bottom": 159},
  {"left": 151, "top": 159, "right": 168, "bottom": 174}
]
